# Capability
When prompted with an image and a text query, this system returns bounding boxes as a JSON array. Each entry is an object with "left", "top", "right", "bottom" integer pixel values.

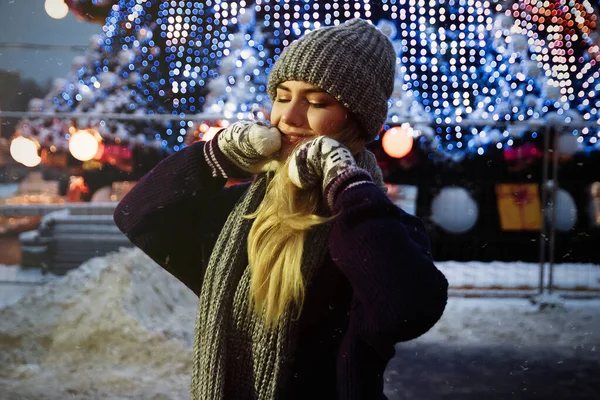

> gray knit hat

[{"left": 267, "top": 19, "right": 396, "bottom": 142}]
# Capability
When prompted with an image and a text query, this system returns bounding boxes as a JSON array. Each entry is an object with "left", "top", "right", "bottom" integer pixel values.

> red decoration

[
  {"left": 93, "top": 143, "right": 134, "bottom": 172},
  {"left": 503, "top": 143, "right": 541, "bottom": 162},
  {"left": 503, "top": 143, "right": 542, "bottom": 172},
  {"left": 96, "top": 143, "right": 133, "bottom": 162},
  {"left": 67, "top": 176, "right": 89, "bottom": 202}
]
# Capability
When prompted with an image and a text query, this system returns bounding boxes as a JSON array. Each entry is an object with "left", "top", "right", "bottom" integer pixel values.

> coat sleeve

[
  {"left": 113, "top": 140, "right": 250, "bottom": 296},
  {"left": 329, "top": 182, "right": 448, "bottom": 353}
]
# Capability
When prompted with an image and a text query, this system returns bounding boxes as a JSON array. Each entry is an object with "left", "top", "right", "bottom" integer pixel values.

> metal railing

[{"left": 1, "top": 111, "right": 598, "bottom": 297}]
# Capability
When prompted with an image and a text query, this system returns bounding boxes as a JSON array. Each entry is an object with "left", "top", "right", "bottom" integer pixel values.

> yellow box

[{"left": 495, "top": 183, "right": 542, "bottom": 231}]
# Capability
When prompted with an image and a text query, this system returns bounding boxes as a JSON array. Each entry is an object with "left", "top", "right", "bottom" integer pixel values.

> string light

[
  {"left": 506, "top": 0, "right": 599, "bottom": 149},
  {"left": 46, "top": 0, "right": 599, "bottom": 159}
]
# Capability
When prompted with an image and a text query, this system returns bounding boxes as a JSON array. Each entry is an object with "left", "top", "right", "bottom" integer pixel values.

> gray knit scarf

[{"left": 191, "top": 149, "right": 386, "bottom": 400}]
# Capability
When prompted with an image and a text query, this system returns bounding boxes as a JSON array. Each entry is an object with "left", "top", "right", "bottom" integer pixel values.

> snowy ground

[{"left": 0, "top": 248, "right": 598, "bottom": 399}]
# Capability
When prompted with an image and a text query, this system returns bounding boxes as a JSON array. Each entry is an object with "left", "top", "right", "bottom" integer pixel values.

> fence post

[
  {"left": 547, "top": 124, "right": 562, "bottom": 295},
  {"left": 538, "top": 125, "right": 552, "bottom": 295}
]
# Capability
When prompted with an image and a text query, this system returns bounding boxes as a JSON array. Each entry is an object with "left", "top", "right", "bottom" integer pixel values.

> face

[{"left": 270, "top": 80, "right": 350, "bottom": 159}]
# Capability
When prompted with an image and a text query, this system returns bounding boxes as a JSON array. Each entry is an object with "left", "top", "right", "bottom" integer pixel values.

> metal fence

[{"left": 0, "top": 113, "right": 599, "bottom": 298}]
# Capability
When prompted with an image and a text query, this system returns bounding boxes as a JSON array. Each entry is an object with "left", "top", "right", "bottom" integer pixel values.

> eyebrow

[{"left": 277, "top": 84, "right": 327, "bottom": 94}]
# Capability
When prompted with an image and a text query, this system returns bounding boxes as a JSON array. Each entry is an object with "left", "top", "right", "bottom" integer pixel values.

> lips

[{"left": 280, "top": 132, "right": 314, "bottom": 145}]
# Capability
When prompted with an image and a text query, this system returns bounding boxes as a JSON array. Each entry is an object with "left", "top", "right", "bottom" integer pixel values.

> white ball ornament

[
  {"left": 546, "top": 189, "right": 578, "bottom": 232},
  {"left": 431, "top": 187, "right": 479, "bottom": 234}
]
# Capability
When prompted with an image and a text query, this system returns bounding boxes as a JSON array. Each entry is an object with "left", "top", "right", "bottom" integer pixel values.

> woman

[{"left": 114, "top": 19, "right": 448, "bottom": 400}]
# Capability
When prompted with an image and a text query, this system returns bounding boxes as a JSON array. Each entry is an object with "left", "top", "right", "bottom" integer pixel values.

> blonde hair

[
  {"left": 245, "top": 115, "right": 366, "bottom": 326},
  {"left": 246, "top": 158, "right": 328, "bottom": 326}
]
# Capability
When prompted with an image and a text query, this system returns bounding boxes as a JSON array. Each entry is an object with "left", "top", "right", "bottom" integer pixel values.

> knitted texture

[
  {"left": 288, "top": 137, "right": 373, "bottom": 210},
  {"left": 267, "top": 19, "right": 396, "bottom": 142},
  {"left": 215, "top": 121, "right": 281, "bottom": 177},
  {"left": 190, "top": 151, "right": 386, "bottom": 399},
  {"left": 190, "top": 174, "right": 331, "bottom": 400}
]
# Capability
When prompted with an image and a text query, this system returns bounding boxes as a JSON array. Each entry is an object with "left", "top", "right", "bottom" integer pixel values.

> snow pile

[
  {"left": 0, "top": 247, "right": 198, "bottom": 400},
  {"left": 0, "top": 247, "right": 598, "bottom": 399}
]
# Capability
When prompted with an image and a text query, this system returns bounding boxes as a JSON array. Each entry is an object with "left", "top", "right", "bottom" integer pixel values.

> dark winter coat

[{"left": 113, "top": 140, "right": 448, "bottom": 399}]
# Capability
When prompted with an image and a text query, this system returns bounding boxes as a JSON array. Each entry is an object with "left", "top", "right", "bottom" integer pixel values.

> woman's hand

[
  {"left": 288, "top": 136, "right": 372, "bottom": 208},
  {"left": 288, "top": 136, "right": 354, "bottom": 189},
  {"left": 217, "top": 121, "right": 281, "bottom": 173}
]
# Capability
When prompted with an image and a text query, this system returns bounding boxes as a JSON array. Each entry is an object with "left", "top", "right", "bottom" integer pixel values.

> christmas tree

[
  {"left": 390, "top": 0, "right": 600, "bottom": 162},
  {"left": 12, "top": 0, "right": 600, "bottom": 172}
]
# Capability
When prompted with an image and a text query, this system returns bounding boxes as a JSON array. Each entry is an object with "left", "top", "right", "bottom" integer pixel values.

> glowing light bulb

[
  {"left": 10, "top": 137, "right": 41, "bottom": 167},
  {"left": 69, "top": 130, "right": 100, "bottom": 161},
  {"left": 44, "top": 0, "right": 69, "bottom": 20},
  {"left": 382, "top": 124, "right": 414, "bottom": 159}
]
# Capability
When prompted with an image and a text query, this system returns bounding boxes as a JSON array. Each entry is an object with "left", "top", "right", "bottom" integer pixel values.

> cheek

[{"left": 312, "top": 112, "right": 348, "bottom": 136}]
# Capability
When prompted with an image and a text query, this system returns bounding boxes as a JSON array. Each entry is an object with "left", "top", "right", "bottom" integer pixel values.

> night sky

[{"left": 0, "top": 1, "right": 100, "bottom": 85}]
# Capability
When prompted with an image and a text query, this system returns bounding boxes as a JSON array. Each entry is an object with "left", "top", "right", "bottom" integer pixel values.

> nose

[{"left": 281, "top": 100, "right": 304, "bottom": 127}]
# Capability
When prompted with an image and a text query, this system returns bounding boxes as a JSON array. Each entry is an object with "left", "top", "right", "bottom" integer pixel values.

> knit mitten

[
  {"left": 214, "top": 121, "right": 281, "bottom": 176},
  {"left": 288, "top": 136, "right": 373, "bottom": 209}
]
